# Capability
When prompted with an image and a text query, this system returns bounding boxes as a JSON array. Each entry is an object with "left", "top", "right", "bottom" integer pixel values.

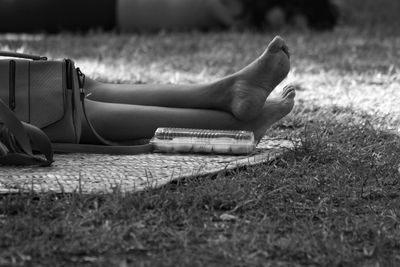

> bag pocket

[
  {"left": 29, "top": 60, "right": 65, "bottom": 128},
  {"left": 0, "top": 61, "right": 10, "bottom": 111},
  {"left": 39, "top": 59, "right": 81, "bottom": 144},
  {"left": 0, "top": 59, "right": 30, "bottom": 122}
]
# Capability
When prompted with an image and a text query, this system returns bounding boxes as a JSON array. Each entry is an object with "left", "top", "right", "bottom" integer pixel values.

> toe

[
  {"left": 282, "top": 44, "right": 290, "bottom": 58},
  {"left": 281, "top": 84, "right": 295, "bottom": 98},
  {"left": 267, "top": 36, "right": 287, "bottom": 53},
  {"left": 285, "top": 89, "right": 296, "bottom": 100}
]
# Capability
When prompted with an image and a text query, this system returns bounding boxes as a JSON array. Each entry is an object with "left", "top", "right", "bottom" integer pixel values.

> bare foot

[
  {"left": 221, "top": 36, "right": 290, "bottom": 121},
  {"left": 243, "top": 85, "right": 295, "bottom": 143}
]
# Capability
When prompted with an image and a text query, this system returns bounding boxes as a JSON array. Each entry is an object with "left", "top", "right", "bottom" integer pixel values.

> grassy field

[{"left": 1, "top": 1, "right": 400, "bottom": 266}]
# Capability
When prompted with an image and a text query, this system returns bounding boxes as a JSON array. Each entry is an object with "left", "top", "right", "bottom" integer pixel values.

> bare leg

[
  {"left": 85, "top": 36, "right": 290, "bottom": 121},
  {"left": 81, "top": 86, "right": 295, "bottom": 144},
  {"left": 85, "top": 79, "right": 222, "bottom": 110}
]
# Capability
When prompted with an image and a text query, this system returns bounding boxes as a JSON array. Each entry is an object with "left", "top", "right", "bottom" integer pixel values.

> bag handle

[
  {"left": 51, "top": 97, "right": 153, "bottom": 154},
  {"left": 0, "top": 98, "right": 53, "bottom": 166},
  {"left": 52, "top": 68, "right": 154, "bottom": 155},
  {"left": 51, "top": 98, "right": 153, "bottom": 154},
  {"left": 0, "top": 51, "right": 47, "bottom": 60}
]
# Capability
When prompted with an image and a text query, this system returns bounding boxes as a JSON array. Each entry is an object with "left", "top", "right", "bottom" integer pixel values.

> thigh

[
  {"left": 80, "top": 99, "right": 241, "bottom": 144},
  {"left": 85, "top": 77, "right": 220, "bottom": 110}
]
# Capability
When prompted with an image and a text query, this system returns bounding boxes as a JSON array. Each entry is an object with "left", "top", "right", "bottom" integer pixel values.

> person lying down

[
  {"left": 0, "top": 36, "right": 295, "bottom": 157},
  {"left": 79, "top": 36, "right": 296, "bottom": 145}
]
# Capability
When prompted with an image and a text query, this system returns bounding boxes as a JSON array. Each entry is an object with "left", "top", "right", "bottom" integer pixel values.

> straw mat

[{"left": 0, "top": 138, "right": 294, "bottom": 194}]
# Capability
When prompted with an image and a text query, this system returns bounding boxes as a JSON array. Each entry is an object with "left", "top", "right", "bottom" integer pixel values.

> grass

[{"left": 1, "top": 1, "right": 400, "bottom": 266}]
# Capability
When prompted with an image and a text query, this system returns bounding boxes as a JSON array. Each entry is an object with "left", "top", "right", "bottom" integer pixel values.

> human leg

[
  {"left": 80, "top": 85, "right": 295, "bottom": 144},
  {"left": 85, "top": 78, "right": 223, "bottom": 111},
  {"left": 85, "top": 36, "right": 290, "bottom": 121}
]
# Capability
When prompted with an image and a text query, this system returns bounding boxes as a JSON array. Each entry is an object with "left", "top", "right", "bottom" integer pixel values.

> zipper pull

[
  {"left": 76, "top": 68, "right": 86, "bottom": 100},
  {"left": 76, "top": 68, "right": 85, "bottom": 88},
  {"left": 9, "top": 60, "right": 16, "bottom": 111}
]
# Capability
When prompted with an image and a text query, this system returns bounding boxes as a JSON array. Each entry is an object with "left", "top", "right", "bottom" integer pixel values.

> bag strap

[
  {"left": 51, "top": 68, "right": 154, "bottom": 155},
  {"left": 0, "top": 98, "right": 53, "bottom": 166},
  {"left": 0, "top": 51, "right": 47, "bottom": 60}
]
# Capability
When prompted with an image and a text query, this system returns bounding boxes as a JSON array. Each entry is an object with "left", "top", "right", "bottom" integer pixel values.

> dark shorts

[{"left": 0, "top": 0, "right": 116, "bottom": 33}]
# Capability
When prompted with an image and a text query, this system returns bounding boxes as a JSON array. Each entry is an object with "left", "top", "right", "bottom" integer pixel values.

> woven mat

[{"left": 0, "top": 138, "right": 294, "bottom": 194}]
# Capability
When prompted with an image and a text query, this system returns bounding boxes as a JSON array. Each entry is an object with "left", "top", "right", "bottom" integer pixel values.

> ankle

[{"left": 208, "top": 77, "right": 235, "bottom": 110}]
